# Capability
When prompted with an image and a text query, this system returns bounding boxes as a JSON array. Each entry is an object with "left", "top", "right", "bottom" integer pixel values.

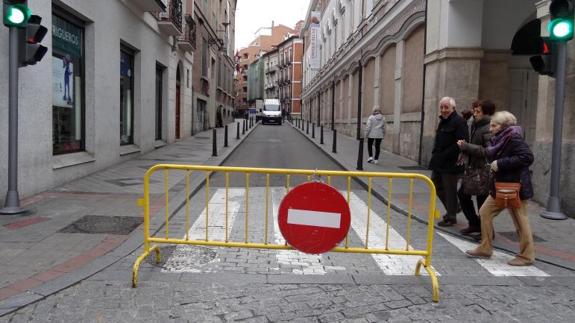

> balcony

[
  {"left": 154, "top": 0, "right": 182, "bottom": 36},
  {"left": 131, "top": 0, "right": 167, "bottom": 12},
  {"left": 177, "top": 15, "right": 195, "bottom": 52}
]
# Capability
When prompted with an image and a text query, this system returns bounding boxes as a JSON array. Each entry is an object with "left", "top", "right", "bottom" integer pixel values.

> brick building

[
  {"left": 234, "top": 24, "right": 295, "bottom": 114},
  {"left": 276, "top": 36, "right": 303, "bottom": 117}
]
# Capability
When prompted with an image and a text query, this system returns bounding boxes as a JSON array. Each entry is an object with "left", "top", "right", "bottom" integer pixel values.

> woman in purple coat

[{"left": 466, "top": 111, "right": 535, "bottom": 266}]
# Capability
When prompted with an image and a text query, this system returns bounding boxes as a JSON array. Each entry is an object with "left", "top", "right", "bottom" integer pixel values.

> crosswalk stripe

[
  {"left": 348, "top": 192, "right": 430, "bottom": 275},
  {"left": 438, "top": 232, "right": 549, "bottom": 276},
  {"left": 161, "top": 189, "right": 243, "bottom": 273},
  {"left": 270, "top": 187, "right": 341, "bottom": 275}
]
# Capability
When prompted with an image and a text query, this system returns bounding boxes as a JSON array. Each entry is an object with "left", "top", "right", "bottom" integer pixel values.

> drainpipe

[
  {"left": 418, "top": 0, "right": 428, "bottom": 166},
  {"left": 356, "top": 60, "right": 363, "bottom": 140}
]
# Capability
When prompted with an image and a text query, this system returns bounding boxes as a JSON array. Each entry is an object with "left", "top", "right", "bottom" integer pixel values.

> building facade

[
  {"left": 263, "top": 49, "right": 279, "bottom": 100},
  {"left": 191, "top": 0, "right": 236, "bottom": 131},
  {"left": 234, "top": 23, "right": 295, "bottom": 115},
  {"left": 277, "top": 36, "right": 304, "bottom": 117},
  {"left": 301, "top": 0, "right": 575, "bottom": 216},
  {"left": 0, "top": 0, "right": 235, "bottom": 204}
]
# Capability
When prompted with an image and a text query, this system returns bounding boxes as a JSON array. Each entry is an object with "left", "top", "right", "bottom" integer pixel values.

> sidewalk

[
  {"left": 292, "top": 120, "right": 575, "bottom": 271},
  {"left": 0, "top": 119, "right": 257, "bottom": 315}
]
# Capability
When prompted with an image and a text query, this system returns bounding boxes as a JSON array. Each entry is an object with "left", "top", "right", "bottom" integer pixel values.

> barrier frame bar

[{"left": 132, "top": 164, "right": 440, "bottom": 302}]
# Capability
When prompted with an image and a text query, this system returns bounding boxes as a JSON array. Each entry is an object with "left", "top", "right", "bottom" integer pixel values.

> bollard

[
  {"left": 356, "top": 138, "right": 364, "bottom": 170},
  {"left": 320, "top": 125, "right": 324, "bottom": 145},
  {"left": 212, "top": 128, "right": 218, "bottom": 157},
  {"left": 332, "top": 129, "right": 337, "bottom": 153},
  {"left": 243, "top": 119, "right": 246, "bottom": 135},
  {"left": 306, "top": 121, "right": 309, "bottom": 134},
  {"left": 236, "top": 122, "right": 240, "bottom": 139},
  {"left": 224, "top": 125, "right": 228, "bottom": 147},
  {"left": 312, "top": 123, "right": 315, "bottom": 138}
]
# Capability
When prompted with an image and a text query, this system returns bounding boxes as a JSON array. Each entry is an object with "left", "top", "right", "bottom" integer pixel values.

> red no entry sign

[{"left": 278, "top": 182, "right": 351, "bottom": 254}]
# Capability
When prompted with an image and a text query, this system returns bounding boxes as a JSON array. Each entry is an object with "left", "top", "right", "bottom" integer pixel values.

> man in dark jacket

[{"left": 429, "top": 97, "right": 469, "bottom": 226}]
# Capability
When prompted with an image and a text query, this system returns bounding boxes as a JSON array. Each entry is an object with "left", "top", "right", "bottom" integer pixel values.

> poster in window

[{"left": 52, "top": 56, "right": 74, "bottom": 108}]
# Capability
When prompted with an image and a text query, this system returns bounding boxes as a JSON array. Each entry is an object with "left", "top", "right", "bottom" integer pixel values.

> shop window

[
  {"left": 120, "top": 46, "right": 135, "bottom": 145},
  {"left": 52, "top": 13, "right": 85, "bottom": 155},
  {"left": 155, "top": 64, "right": 164, "bottom": 141}
]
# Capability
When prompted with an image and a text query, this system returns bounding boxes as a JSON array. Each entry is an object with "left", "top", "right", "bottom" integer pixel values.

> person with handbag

[
  {"left": 465, "top": 111, "right": 535, "bottom": 266},
  {"left": 456, "top": 100, "right": 496, "bottom": 236}
]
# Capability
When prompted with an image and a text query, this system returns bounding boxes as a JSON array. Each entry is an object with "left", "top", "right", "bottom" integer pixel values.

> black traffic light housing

[
  {"left": 19, "top": 14, "right": 47, "bottom": 66},
  {"left": 530, "top": 37, "right": 557, "bottom": 77}
]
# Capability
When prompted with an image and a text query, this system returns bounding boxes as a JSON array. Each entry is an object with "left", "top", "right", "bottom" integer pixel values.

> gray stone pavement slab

[
  {"left": 294, "top": 122, "right": 575, "bottom": 271},
  {"left": 0, "top": 120, "right": 258, "bottom": 315}
]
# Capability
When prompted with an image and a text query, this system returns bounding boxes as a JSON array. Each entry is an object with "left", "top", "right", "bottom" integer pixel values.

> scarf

[{"left": 486, "top": 125, "right": 524, "bottom": 158}]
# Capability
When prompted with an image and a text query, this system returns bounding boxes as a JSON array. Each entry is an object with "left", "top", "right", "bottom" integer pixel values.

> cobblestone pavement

[{"left": 5, "top": 277, "right": 575, "bottom": 322}]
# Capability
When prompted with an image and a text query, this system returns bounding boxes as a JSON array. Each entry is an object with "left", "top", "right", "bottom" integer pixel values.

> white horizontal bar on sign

[{"left": 287, "top": 209, "right": 341, "bottom": 229}]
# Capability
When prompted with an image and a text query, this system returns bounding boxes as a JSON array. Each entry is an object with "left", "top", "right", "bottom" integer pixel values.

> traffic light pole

[
  {"left": 0, "top": 27, "right": 26, "bottom": 215},
  {"left": 541, "top": 41, "right": 568, "bottom": 220}
]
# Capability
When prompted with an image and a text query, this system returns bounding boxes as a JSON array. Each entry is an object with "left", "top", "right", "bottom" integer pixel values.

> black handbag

[{"left": 462, "top": 163, "right": 491, "bottom": 196}]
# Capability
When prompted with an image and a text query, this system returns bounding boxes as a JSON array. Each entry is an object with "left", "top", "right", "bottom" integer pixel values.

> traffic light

[
  {"left": 549, "top": 0, "right": 574, "bottom": 41},
  {"left": 530, "top": 37, "right": 557, "bottom": 77},
  {"left": 2, "top": 0, "right": 29, "bottom": 27},
  {"left": 19, "top": 14, "right": 47, "bottom": 66}
]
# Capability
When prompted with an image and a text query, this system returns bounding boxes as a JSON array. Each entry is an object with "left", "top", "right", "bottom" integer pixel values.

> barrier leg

[
  {"left": 132, "top": 245, "right": 159, "bottom": 288},
  {"left": 425, "top": 265, "right": 440, "bottom": 303}
]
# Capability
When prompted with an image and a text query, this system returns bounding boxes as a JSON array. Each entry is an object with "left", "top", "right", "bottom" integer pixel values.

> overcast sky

[{"left": 235, "top": 0, "right": 310, "bottom": 51}]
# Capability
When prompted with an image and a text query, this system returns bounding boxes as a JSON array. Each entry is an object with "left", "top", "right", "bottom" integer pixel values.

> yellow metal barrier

[{"left": 132, "top": 164, "right": 441, "bottom": 302}]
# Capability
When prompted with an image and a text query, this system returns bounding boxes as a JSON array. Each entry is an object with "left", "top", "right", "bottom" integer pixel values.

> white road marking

[
  {"left": 162, "top": 189, "right": 243, "bottom": 273},
  {"left": 438, "top": 232, "right": 549, "bottom": 277},
  {"left": 348, "top": 192, "right": 430, "bottom": 276},
  {"left": 287, "top": 209, "right": 341, "bottom": 228}
]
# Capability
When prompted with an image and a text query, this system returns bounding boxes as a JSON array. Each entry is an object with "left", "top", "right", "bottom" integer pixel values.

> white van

[{"left": 262, "top": 99, "right": 282, "bottom": 125}]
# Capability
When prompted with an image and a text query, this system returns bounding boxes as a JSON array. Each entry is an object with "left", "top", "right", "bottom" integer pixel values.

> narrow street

[{"left": 5, "top": 123, "right": 575, "bottom": 322}]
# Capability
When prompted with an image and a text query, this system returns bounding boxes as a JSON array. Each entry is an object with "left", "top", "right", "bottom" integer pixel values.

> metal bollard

[
  {"left": 320, "top": 125, "right": 324, "bottom": 145},
  {"left": 236, "top": 122, "right": 240, "bottom": 139},
  {"left": 356, "top": 138, "right": 364, "bottom": 170},
  {"left": 306, "top": 121, "right": 309, "bottom": 134},
  {"left": 243, "top": 120, "right": 246, "bottom": 135},
  {"left": 312, "top": 123, "right": 315, "bottom": 138},
  {"left": 332, "top": 129, "right": 337, "bottom": 153},
  {"left": 212, "top": 128, "right": 218, "bottom": 157},
  {"left": 224, "top": 125, "right": 228, "bottom": 147}
]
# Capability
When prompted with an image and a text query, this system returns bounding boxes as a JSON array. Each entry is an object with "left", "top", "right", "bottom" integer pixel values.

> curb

[{"left": 0, "top": 122, "right": 260, "bottom": 316}]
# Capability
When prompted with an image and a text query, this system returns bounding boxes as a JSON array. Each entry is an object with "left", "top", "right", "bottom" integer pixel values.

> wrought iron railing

[{"left": 154, "top": 0, "right": 182, "bottom": 33}]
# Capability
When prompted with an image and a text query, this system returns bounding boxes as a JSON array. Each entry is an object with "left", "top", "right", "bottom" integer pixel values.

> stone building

[
  {"left": 0, "top": 0, "right": 235, "bottom": 205},
  {"left": 191, "top": 0, "right": 236, "bottom": 132},
  {"left": 301, "top": 0, "right": 575, "bottom": 216}
]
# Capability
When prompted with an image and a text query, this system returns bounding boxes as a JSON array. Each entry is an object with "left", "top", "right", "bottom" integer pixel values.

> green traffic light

[
  {"left": 3, "top": 3, "right": 30, "bottom": 27},
  {"left": 549, "top": 18, "right": 574, "bottom": 41},
  {"left": 6, "top": 7, "right": 25, "bottom": 24}
]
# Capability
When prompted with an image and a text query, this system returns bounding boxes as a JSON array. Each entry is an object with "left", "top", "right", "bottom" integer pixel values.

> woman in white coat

[{"left": 364, "top": 107, "right": 386, "bottom": 164}]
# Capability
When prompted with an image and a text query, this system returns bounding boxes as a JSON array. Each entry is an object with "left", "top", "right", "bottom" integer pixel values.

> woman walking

[
  {"left": 365, "top": 107, "right": 386, "bottom": 164},
  {"left": 456, "top": 100, "right": 496, "bottom": 236},
  {"left": 466, "top": 111, "right": 535, "bottom": 266}
]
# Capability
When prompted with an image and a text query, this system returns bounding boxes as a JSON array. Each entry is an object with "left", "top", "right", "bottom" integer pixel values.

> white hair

[
  {"left": 491, "top": 111, "right": 517, "bottom": 127},
  {"left": 439, "top": 97, "right": 456, "bottom": 109}
]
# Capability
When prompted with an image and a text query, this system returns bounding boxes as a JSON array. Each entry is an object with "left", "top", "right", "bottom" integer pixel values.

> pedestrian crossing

[{"left": 159, "top": 187, "right": 550, "bottom": 277}]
